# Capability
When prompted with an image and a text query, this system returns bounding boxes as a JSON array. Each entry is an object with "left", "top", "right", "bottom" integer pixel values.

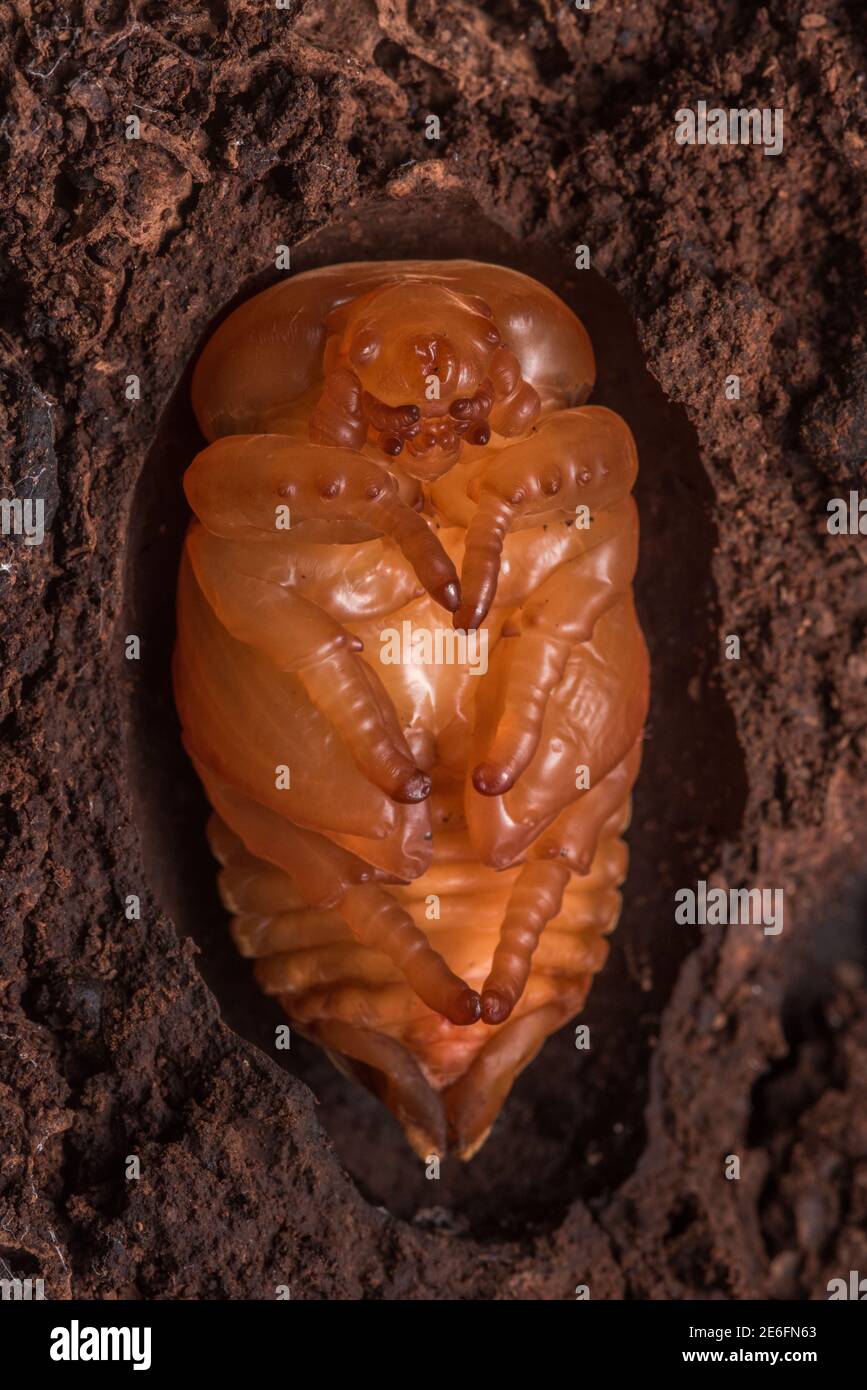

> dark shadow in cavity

[{"left": 123, "top": 190, "right": 747, "bottom": 1242}]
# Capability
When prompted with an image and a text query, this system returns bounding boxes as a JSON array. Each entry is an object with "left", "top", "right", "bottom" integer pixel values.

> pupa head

[{"left": 323, "top": 281, "right": 503, "bottom": 479}]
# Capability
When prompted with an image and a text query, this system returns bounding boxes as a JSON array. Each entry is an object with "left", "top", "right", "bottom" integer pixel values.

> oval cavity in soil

[{"left": 122, "top": 192, "right": 746, "bottom": 1239}]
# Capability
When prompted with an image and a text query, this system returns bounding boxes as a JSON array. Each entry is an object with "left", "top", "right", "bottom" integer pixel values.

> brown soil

[{"left": 1, "top": 0, "right": 865, "bottom": 1300}]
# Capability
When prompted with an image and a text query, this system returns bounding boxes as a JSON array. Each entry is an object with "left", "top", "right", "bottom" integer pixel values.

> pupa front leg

[
  {"left": 186, "top": 522, "right": 431, "bottom": 804},
  {"left": 454, "top": 406, "right": 638, "bottom": 630},
  {"left": 184, "top": 433, "right": 461, "bottom": 613}
]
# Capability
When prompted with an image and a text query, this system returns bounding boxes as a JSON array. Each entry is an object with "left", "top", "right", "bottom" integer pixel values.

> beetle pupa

[{"left": 174, "top": 260, "right": 649, "bottom": 1159}]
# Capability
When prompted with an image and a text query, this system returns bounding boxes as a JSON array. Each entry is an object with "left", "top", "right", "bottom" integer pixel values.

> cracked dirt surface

[{"left": 1, "top": 0, "right": 866, "bottom": 1299}]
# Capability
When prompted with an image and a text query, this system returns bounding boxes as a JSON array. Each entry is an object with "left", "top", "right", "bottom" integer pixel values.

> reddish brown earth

[{"left": 1, "top": 0, "right": 866, "bottom": 1300}]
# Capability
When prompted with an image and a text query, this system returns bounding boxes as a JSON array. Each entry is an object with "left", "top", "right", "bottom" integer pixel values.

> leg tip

[
  {"left": 452, "top": 606, "right": 481, "bottom": 632},
  {"left": 452, "top": 988, "right": 481, "bottom": 1025},
  {"left": 472, "top": 762, "right": 513, "bottom": 797},
  {"left": 392, "top": 769, "right": 432, "bottom": 803},
  {"left": 481, "top": 988, "right": 513, "bottom": 1025},
  {"left": 434, "top": 580, "right": 461, "bottom": 613}
]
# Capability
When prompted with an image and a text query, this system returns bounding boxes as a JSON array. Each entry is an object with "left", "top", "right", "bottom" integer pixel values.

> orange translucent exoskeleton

[{"left": 174, "top": 260, "right": 649, "bottom": 1159}]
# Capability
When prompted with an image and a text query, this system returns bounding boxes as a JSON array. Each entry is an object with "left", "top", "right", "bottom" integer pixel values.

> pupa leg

[
  {"left": 256, "top": 883, "right": 480, "bottom": 1027},
  {"left": 501, "top": 604, "right": 647, "bottom": 832},
  {"left": 192, "top": 754, "right": 479, "bottom": 1025},
  {"left": 487, "top": 345, "right": 541, "bottom": 437},
  {"left": 533, "top": 739, "right": 643, "bottom": 875},
  {"left": 480, "top": 862, "right": 571, "bottom": 1024},
  {"left": 446, "top": 995, "right": 585, "bottom": 1160},
  {"left": 175, "top": 549, "right": 416, "bottom": 847},
  {"left": 308, "top": 366, "right": 367, "bottom": 449},
  {"left": 455, "top": 407, "right": 638, "bottom": 629},
  {"left": 184, "top": 434, "right": 460, "bottom": 613},
  {"left": 187, "top": 523, "right": 430, "bottom": 803},
  {"left": 471, "top": 498, "right": 639, "bottom": 795},
  {"left": 338, "top": 884, "right": 480, "bottom": 1026},
  {"left": 311, "top": 1019, "right": 447, "bottom": 1160},
  {"left": 465, "top": 597, "right": 649, "bottom": 869}
]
